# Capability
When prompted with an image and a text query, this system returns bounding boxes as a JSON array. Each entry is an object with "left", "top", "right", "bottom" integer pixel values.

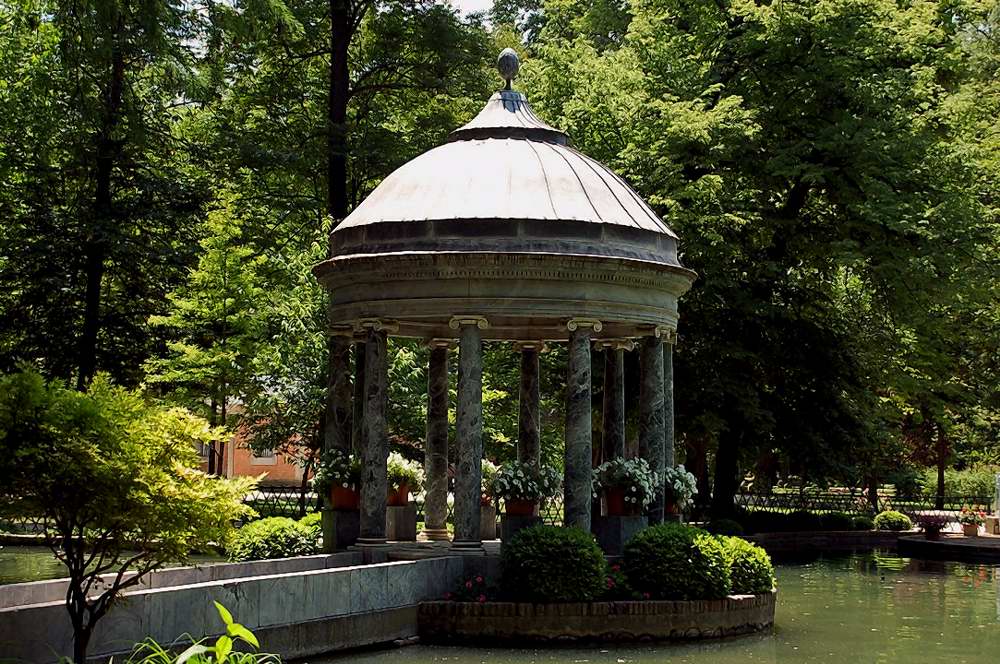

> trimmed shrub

[
  {"left": 624, "top": 523, "right": 731, "bottom": 600},
  {"left": 873, "top": 510, "right": 912, "bottom": 532},
  {"left": 300, "top": 511, "right": 322, "bottom": 535},
  {"left": 721, "top": 536, "right": 775, "bottom": 595},
  {"left": 852, "top": 515, "right": 875, "bottom": 531},
  {"left": 228, "top": 517, "right": 319, "bottom": 562},
  {"left": 819, "top": 512, "right": 854, "bottom": 531},
  {"left": 706, "top": 518, "right": 745, "bottom": 536},
  {"left": 501, "top": 525, "right": 606, "bottom": 602},
  {"left": 787, "top": 510, "right": 823, "bottom": 531}
]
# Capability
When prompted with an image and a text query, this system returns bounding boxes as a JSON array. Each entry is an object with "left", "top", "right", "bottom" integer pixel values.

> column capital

[
  {"left": 514, "top": 340, "right": 546, "bottom": 352},
  {"left": 328, "top": 324, "right": 355, "bottom": 338},
  {"left": 637, "top": 325, "right": 676, "bottom": 342},
  {"left": 566, "top": 318, "right": 602, "bottom": 333},
  {"left": 449, "top": 315, "right": 489, "bottom": 330},
  {"left": 594, "top": 338, "right": 635, "bottom": 352},
  {"left": 426, "top": 338, "right": 455, "bottom": 350},
  {"left": 355, "top": 318, "right": 400, "bottom": 333}
]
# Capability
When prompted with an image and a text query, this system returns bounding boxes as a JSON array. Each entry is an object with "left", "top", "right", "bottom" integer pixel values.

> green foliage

[
  {"left": 819, "top": 512, "right": 854, "bottom": 531},
  {"left": 874, "top": 510, "right": 913, "bottom": 532},
  {"left": 0, "top": 370, "right": 255, "bottom": 662},
  {"left": 501, "top": 525, "right": 606, "bottom": 602},
  {"left": 706, "top": 519, "right": 744, "bottom": 537},
  {"left": 445, "top": 574, "right": 496, "bottom": 602},
  {"left": 126, "top": 602, "right": 278, "bottom": 664},
  {"left": 917, "top": 466, "right": 1000, "bottom": 498},
  {"left": 720, "top": 537, "right": 775, "bottom": 595},
  {"left": 490, "top": 462, "right": 561, "bottom": 501},
  {"left": 299, "top": 512, "right": 322, "bottom": 537},
  {"left": 852, "top": 515, "right": 875, "bottom": 531},
  {"left": 312, "top": 450, "right": 361, "bottom": 495},
  {"left": 592, "top": 457, "right": 660, "bottom": 509},
  {"left": 227, "top": 518, "right": 318, "bottom": 562},
  {"left": 624, "top": 523, "right": 730, "bottom": 600}
]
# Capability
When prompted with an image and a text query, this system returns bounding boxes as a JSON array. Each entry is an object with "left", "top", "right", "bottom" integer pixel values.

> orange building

[{"left": 198, "top": 426, "right": 308, "bottom": 487}]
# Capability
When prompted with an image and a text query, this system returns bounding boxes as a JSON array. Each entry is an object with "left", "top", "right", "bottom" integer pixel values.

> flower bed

[{"left": 418, "top": 591, "right": 776, "bottom": 643}]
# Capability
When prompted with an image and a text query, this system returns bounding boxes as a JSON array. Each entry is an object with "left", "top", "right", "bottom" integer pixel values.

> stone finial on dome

[{"left": 497, "top": 48, "right": 520, "bottom": 90}]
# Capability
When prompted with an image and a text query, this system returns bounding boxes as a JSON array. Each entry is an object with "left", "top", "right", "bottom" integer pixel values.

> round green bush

[
  {"left": 819, "top": 512, "right": 854, "bottom": 531},
  {"left": 706, "top": 518, "right": 745, "bottom": 536},
  {"left": 721, "top": 536, "right": 775, "bottom": 595},
  {"left": 851, "top": 515, "right": 875, "bottom": 531},
  {"left": 228, "top": 517, "right": 319, "bottom": 562},
  {"left": 300, "top": 511, "right": 323, "bottom": 535},
  {"left": 873, "top": 510, "right": 912, "bottom": 532},
  {"left": 501, "top": 525, "right": 606, "bottom": 602},
  {"left": 623, "top": 523, "right": 731, "bottom": 600}
]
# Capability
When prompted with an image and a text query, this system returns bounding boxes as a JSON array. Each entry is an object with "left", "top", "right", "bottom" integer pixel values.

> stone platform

[{"left": 898, "top": 532, "right": 1000, "bottom": 563}]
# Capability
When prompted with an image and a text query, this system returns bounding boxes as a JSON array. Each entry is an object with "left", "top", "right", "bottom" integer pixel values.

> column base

[
  {"left": 421, "top": 528, "right": 451, "bottom": 541},
  {"left": 356, "top": 537, "right": 389, "bottom": 547},
  {"left": 480, "top": 504, "right": 498, "bottom": 540},
  {"left": 500, "top": 514, "right": 542, "bottom": 543},
  {"left": 449, "top": 540, "right": 486, "bottom": 555},
  {"left": 592, "top": 515, "right": 648, "bottom": 556}
]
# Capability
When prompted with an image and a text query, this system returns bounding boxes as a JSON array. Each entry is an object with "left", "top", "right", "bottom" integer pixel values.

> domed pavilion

[{"left": 314, "top": 49, "right": 696, "bottom": 553}]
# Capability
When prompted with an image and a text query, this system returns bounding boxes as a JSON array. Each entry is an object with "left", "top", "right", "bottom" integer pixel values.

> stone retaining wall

[
  {"left": 418, "top": 592, "right": 776, "bottom": 643},
  {"left": 0, "top": 556, "right": 463, "bottom": 663},
  {"left": 746, "top": 530, "right": 901, "bottom": 557}
]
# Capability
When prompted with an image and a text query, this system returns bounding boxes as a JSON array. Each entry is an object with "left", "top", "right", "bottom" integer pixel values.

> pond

[
  {"left": 0, "top": 545, "right": 225, "bottom": 585},
  {"left": 317, "top": 551, "right": 999, "bottom": 664}
]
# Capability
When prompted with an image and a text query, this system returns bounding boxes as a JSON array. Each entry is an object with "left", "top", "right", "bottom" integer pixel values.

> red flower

[
  {"left": 465, "top": 580, "right": 473, "bottom": 589},
  {"left": 642, "top": 592, "right": 651, "bottom": 599},
  {"left": 478, "top": 594, "right": 487, "bottom": 603},
  {"left": 606, "top": 578, "right": 615, "bottom": 588},
  {"left": 444, "top": 592, "right": 452, "bottom": 600},
  {"left": 611, "top": 564, "right": 621, "bottom": 572},
  {"left": 476, "top": 576, "right": 484, "bottom": 584}
]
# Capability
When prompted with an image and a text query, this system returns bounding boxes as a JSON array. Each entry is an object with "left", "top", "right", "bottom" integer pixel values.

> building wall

[{"left": 198, "top": 427, "right": 307, "bottom": 486}]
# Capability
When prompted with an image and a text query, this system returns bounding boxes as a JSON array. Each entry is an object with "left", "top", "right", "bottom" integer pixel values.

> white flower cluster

[
  {"left": 663, "top": 464, "right": 698, "bottom": 508},
  {"left": 489, "top": 461, "right": 561, "bottom": 501},
  {"left": 387, "top": 451, "right": 425, "bottom": 492},
  {"left": 312, "top": 449, "right": 360, "bottom": 492},
  {"left": 591, "top": 457, "right": 660, "bottom": 508},
  {"left": 481, "top": 459, "right": 500, "bottom": 496}
]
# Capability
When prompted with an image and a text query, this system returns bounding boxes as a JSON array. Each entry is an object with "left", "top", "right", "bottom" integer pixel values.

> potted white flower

[
  {"left": 490, "top": 461, "right": 561, "bottom": 516},
  {"left": 662, "top": 465, "right": 698, "bottom": 515},
  {"left": 592, "top": 458, "right": 659, "bottom": 516},
  {"left": 386, "top": 452, "right": 424, "bottom": 506}
]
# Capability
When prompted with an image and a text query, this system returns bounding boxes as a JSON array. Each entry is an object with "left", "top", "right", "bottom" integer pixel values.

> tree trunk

[
  {"left": 711, "top": 429, "right": 741, "bottom": 519},
  {"left": 72, "top": 626, "right": 91, "bottom": 664},
  {"left": 77, "top": 19, "right": 125, "bottom": 391},
  {"left": 935, "top": 422, "right": 947, "bottom": 510}
]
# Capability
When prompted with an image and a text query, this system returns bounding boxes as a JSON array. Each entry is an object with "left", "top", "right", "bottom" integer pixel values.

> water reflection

[{"left": 312, "top": 551, "right": 999, "bottom": 664}]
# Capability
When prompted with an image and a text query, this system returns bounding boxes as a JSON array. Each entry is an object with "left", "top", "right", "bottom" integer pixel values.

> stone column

[
  {"left": 351, "top": 340, "right": 366, "bottom": 454},
  {"left": 638, "top": 332, "right": 665, "bottom": 525},
  {"left": 358, "top": 323, "right": 389, "bottom": 546},
  {"left": 564, "top": 319, "right": 600, "bottom": 531},
  {"left": 323, "top": 330, "right": 353, "bottom": 454},
  {"left": 516, "top": 342, "right": 542, "bottom": 468},
  {"left": 598, "top": 340, "right": 630, "bottom": 462},
  {"left": 451, "top": 316, "right": 487, "bottom": 552},
  {"left": 422, "top": 340, "right": 452, "bottom": 541},
  {"left": 663, "top": 332, "right": 676, "bottom": 468}
]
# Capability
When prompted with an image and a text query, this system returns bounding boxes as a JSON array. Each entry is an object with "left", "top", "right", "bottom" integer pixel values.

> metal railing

[
  {"left": 243, "top": 486, "right": 318, "bottom": 520},
  {"left": 734, "top": 490, "right": 993, "bottom": 517}
]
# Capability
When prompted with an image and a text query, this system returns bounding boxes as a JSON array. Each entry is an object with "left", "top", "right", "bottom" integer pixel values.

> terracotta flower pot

[
  {"left": 504, "top": 498, "right": 537, "bottom": 516},
  {"left": 387, "top": 483, "right": 410, "bottom": 507},
  {"left": 924, "top": 526, "right": 942, "bottom": 541},
  {"left": 604, "top": 487, "right": 641, "bottom": 516},
  {"left": 330, "top": 485, "right": 360, "bottom": 510},
  {"left": 962, "top": 523, "right": 979, "bottom": 537},
  {"left": 664, "top": 499, "right": 680, "bottom": 516}
]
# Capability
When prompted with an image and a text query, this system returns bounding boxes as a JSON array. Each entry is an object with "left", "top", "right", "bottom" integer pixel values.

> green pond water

[
  {"left": 0, "top": 545, "right": 225, "bottom": 584},
  {"left": 315, "top": 552, "right": 999, "bottom": 664}
]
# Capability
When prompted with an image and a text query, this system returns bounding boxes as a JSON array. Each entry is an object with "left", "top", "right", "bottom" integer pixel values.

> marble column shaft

[
  {"left": 639, "top": 335, "right": 665, "bottom": 524},
  {"left": 564, "top": 327, "right": 593, "bottom": 531},
  {"left": 663, "top": 340, "right": 675, "bottom": 469},
  {"left": 423, "top": 345, "right": 451, "bottom": 537},
  {"left": 359, "top": 329, "right": 388, "bottom": 542},
  {"left": 323, "top": 334, "right": 353, "bottom": 454},
  {"left": 517, "top": 345, "right": 541, "bottom": 467},
  {"left": 453, "top": 324, "right": 484, "bottom": 547},
  {"left": 602, "top": 347, "right": 626, "bottom": 462},
  {"left": 351, "top": 341, "right": 366, "bottom": 454}
]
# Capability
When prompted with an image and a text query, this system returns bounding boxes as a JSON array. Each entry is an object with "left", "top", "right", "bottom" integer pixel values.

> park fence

[{"left": 733, "top": 490, "right": 993, "bottom": 517}]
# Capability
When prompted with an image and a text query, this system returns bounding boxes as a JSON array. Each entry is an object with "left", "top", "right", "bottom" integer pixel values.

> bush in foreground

[
  {"left": 299, "top": 511, "right": 322, "bottom": 535},
  {"left": 624, "top": 523, "right": 730, "bottom": 600},
  {"left": 501, "top": 525, "right": 606, "bottom": 602},
  {"left": 852, "top": 515, "right": 875, "bottom": 531},
  {"left": 706, "top": 518, "right": 744, "bottom": 536},
  {"left": 721, "top": 536, "right": 775, "bottom": 595},
  {"left": 228, "top": 517, "right": 318, "bottom": 562},
  {"left": 873, "top": 510, "right": 912, "bottom": 532}
]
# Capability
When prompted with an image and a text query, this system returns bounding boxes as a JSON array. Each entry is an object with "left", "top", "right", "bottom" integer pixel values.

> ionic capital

[
  {"left": 637, "top": 325, "right": 675, "bottom": 342},
  {"left": 514, "top": 340, "right": 546, "bottom": 352},
  {"left": 566, "top": 318, "right": 602, "bottom": 333},
  {"left": 356, "top": 318, "right": 400, "bottom": 333},
  {"left": 427, "top": 338, "right": 455, "bottom": 350},
  {"left": 448, "top": 315, "right": 489, "bottom": 330}
]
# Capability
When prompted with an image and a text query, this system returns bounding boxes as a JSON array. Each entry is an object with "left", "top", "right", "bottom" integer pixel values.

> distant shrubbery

[
  {"left": 873, "top": 510, "right": 913, "bottom": 532},
  {"left": 736, "top": 510, "right": 876, "bottom": 534},
  {"left": 228, "top": 517, "right": 318, "bottom": 562}
]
